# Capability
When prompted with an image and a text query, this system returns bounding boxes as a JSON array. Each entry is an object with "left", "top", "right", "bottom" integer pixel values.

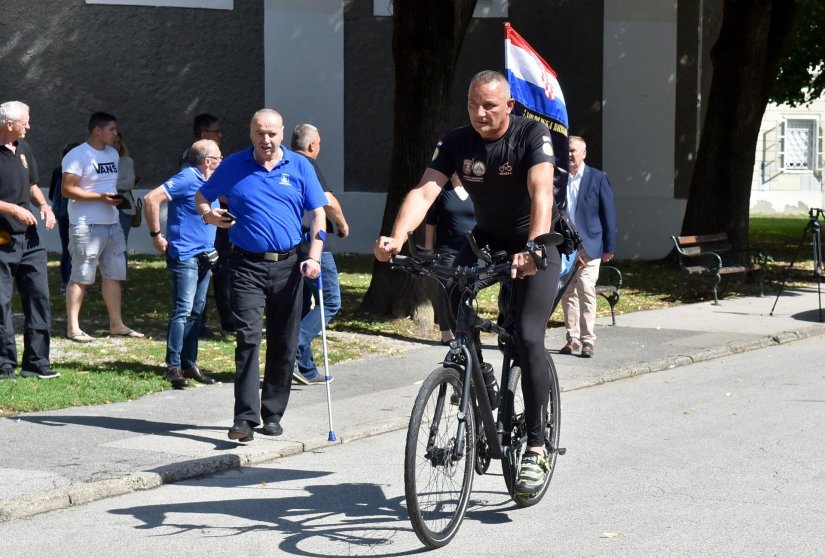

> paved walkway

[{"left": 2, "top": 287, "right": 823, "bottom": 522}]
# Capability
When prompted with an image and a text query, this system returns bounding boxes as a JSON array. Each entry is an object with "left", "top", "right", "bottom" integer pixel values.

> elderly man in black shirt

[
  {"left": 375, "top": 70, "right": 561, "bottom": 495},
  {"left": 0, "top": 101, "right": 58, "bottom": 380}
]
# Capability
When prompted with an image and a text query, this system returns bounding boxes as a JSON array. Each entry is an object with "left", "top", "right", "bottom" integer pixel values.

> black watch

[{"left": 149, "top": 230, "right": 162, "bottom": 238}]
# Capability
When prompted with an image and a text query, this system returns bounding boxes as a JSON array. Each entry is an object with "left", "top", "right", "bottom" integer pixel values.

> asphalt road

[{"left": 3, "top": 336, "right": 824, "bottom": 557}]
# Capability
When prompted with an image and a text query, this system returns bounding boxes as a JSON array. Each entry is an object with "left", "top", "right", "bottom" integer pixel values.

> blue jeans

[
  {"left": 165, "top": 255, "right": 211, "bottom": 369},
  {"left": 296, "top": 251, "right": 341, "bottom": 378}
]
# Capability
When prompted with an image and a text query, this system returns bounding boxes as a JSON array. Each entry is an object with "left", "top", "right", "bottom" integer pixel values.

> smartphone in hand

[
  {"left": 222, "top": 211, "right": 237, "bottom": 222},
  {"left": 108, "top": 193, "right": 126, "bottom": 201}
]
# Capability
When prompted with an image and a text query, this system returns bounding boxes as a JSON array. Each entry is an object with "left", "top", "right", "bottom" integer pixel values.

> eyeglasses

[
  {"left": 206, "top": 155, "right": 223, "bottom": 161},
  {"left": 205, "top": 128, "right": 222, "bottom": 134}
]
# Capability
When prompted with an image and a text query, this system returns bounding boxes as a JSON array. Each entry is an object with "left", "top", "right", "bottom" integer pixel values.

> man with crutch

[{"left": 290, "top": 123, "right": 350, "bottom": 385}]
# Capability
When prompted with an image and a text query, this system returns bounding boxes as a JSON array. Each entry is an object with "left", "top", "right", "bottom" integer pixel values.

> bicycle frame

[
  {"left": 434, "top": 264, "right": 512, "bottom": 459},
  {"left": 397, "top": 230, "right": 570, "bottom": 469}
]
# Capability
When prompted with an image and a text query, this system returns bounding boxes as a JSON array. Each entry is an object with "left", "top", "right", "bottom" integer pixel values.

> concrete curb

[
  {"left": 2, "top": 325, "right": 825, "bottom": 523},
  {"left": 0, "top": 415, "right": 411, "bottom": 523}
]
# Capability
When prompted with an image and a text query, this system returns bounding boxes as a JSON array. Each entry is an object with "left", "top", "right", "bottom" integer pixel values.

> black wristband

[{"left": 149, "top": 230, "right": 163, "bottom": 238}]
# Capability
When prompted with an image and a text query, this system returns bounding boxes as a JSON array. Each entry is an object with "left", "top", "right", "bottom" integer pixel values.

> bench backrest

[{"left": 672, "top": 233, "right": 731, "bottom": 256}]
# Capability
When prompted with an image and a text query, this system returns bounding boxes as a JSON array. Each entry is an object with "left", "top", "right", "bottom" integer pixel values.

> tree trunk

[
  {"left": 359, "top": 0, "right": 477, "bottom": 318},
  {"left": 681, "top": 0, "right": 798, "bottom": 258}
]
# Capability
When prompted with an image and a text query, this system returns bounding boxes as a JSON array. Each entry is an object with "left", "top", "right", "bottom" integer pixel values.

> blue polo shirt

[
  {"left": 198, "top": 146, "right": 327, "bottom": 252},
  {"left": 162, "top": 166, "right": 218, "bottom": 261}
]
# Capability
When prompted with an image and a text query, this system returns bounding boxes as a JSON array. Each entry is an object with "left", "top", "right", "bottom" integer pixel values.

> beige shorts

[{"left": 69, "top": 223, "right": 127, "bottom": 284}]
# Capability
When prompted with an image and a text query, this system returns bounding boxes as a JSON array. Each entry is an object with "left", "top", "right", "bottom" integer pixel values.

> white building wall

[
  {"left": 263, "top": 0, "right": 345, "bottom": 194},
  {"left": 603, "top": 0, "right": 683, "bottom": 260}
]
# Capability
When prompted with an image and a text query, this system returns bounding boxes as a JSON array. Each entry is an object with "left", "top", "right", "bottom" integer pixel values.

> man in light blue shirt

[{"left": 144, "top": 139, "right": 222, "bottom": 389}]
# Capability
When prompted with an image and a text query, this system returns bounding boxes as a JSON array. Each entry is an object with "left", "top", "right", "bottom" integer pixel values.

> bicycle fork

[{"left": 451, "top": 344, "right": 503, "bottom": 461}]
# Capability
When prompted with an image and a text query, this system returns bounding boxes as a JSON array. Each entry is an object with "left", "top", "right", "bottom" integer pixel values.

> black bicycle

[{"left": 391, "top": 231, "right": 568, "bottom": 549}]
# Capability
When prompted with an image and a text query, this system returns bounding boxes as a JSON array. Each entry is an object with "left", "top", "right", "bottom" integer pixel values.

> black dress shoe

[
  {"left": 228, "top": 419, "right": 254, "bottom": 442},
  {"left": 261, "top": 419, "right": 283, "bottom": 436},
  {"left": 164, "top": 367, "right": 189, "bottom": 389},
  {"left": 182, "top": 365, "right": 217, "bottom": 385}
]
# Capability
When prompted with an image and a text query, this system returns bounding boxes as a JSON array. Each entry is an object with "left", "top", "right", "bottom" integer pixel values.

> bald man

[{"left": 196, "top": 109, "right": 327, "bottom": 442}]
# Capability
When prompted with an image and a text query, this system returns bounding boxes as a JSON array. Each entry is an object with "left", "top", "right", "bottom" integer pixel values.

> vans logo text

[{"left": 93, "top": 162, "right": 118, "bottom": 174}]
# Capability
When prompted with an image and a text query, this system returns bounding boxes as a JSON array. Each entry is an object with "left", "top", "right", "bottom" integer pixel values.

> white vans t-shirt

[{"left": 62, "top": 142, "right": 120, "bottom": 225}]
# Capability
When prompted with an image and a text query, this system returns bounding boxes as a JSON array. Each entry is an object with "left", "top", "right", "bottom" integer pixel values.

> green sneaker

[{"left": 515, "top": 451, "right": 550, "bottom": 495}]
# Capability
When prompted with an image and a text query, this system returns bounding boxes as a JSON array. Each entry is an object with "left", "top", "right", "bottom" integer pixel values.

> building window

[
  {"left": 783, "top": 118, "right": 816, "bottom": 172},
  {"left": 85, "top": 0, "right": 232, "bottom": 9},
  {"left": 373, "top": 0, "right": 507, "bottom": 18}
]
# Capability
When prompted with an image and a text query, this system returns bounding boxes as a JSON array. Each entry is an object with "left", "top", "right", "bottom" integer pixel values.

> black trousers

[
  {"left": 213, "top": 228, "right": 235, "bottom": 331},
  {"left": 231, "top": 250, "right": 303, "bottom": 426},
  {"left": 433, "top": 249, "right": 458, "bottom": 333},
  {"left": 0, "top": 229, "right": 51, "bottom": 372},
  {"left": 452, "top": 235, "right": 561, "bottom": 448}
]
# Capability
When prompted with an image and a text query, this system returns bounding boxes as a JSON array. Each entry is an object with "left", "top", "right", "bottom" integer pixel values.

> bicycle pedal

[{"left": 556, "top": 447, "right": 567, "bottom": 456}]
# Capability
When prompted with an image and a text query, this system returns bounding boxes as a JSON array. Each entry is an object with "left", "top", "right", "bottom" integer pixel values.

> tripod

[{"left": 770, "top": 207, "right": 824, "bottom": 322}]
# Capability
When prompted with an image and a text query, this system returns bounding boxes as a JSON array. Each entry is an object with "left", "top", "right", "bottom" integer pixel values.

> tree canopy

[{"left": 772, "top": 0, "right": 825, "bottom": 106}]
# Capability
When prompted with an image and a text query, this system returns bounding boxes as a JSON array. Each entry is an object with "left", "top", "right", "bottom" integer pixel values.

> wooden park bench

[
  {"left": 671, "top": 233, "right": 768, "bottom": 304},
  {"left": 596, "top": 265, "right": 622, "bottom": 325}
]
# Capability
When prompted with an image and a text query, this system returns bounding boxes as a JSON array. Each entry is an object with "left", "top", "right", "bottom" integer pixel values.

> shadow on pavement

[
  {"left": 15, "top": 415, "right": 235, "bottom": 449},
  {"left": 791, "top": 308, "right": 825, "bottom": 323},
  {"left": 108, "top": 466, "right": 516, "bottom": 557}
]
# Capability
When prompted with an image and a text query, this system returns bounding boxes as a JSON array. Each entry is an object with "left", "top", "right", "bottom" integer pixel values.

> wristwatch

[
  {"left": 200, "top": 209, "right": 210, "bottom": 224},
  {"left": 149, "top": 230, "right": 163, "bottom": 238},
  {"left": 525, "top": 240, "right": 542, "bottom": 254}
]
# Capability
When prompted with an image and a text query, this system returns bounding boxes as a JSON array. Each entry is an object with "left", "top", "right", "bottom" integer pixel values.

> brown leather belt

[{"left": 232, "top": 245, "right": 296, "bottom": 262}]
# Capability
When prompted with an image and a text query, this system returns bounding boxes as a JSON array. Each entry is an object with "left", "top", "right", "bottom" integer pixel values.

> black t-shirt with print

[
  {"left": 428, "top": 115, "right": 555, "bottom": 249},
  {"left": 0, "top": 139, "right": 39, "bottom": 233}
]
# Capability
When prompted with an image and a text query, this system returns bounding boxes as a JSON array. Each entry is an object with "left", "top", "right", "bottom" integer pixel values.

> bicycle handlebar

[{"left": 391, "top": 230, "right": 563, "bottom": 290}]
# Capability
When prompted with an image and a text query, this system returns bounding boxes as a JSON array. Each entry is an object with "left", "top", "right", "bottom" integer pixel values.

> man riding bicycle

[{"left": 374, "top": 70, "right": 562, "bottom": 495}]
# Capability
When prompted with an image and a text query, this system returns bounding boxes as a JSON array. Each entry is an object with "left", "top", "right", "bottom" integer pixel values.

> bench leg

[
  {"left": 598, "top": 291, "right": 620, "bottom": 325},
  {"left": 607, "top": 292, "right": 620, "bottom": 325},
  {"left": 710, "top": 272, "right": 721, "bottom": 305}
]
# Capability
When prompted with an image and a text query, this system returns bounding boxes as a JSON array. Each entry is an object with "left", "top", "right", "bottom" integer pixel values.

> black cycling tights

[{"left": 452, "top": 237, "right": 561, "bottom": 448}]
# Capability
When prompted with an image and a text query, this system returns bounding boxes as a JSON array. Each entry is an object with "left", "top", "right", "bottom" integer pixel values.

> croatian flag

[
  {"left": 504, "top": 23, "right": 570, "bottom": 207},
  {"left": 504, "top": 23, "right": 568, "bottom": 129}
]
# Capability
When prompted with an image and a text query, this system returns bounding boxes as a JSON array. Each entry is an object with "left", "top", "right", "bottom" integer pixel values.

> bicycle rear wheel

[
  {"left": 501, "top": 355, "right": 561, "bottom": 507},
  {"left": 404, "top": 367, "right": 476, "bottom": 549}
]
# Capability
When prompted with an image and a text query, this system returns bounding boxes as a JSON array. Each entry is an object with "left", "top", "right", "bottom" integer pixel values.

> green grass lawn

[{"left": 0, "top": 213, "right": 817, "bottom": 415}]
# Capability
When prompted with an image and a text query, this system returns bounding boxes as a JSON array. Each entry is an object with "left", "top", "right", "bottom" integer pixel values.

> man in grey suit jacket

[{"left": 559, "top": 135, "right": 616, "bottom": 358}]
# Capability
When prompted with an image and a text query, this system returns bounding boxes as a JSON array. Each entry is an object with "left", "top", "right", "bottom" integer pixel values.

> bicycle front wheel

[
  {"left": 404, "top": 367, "right": 476, "bottom": 549},
  {"left": 501, "top": 355, "right": 561, "bottom": 507}
]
